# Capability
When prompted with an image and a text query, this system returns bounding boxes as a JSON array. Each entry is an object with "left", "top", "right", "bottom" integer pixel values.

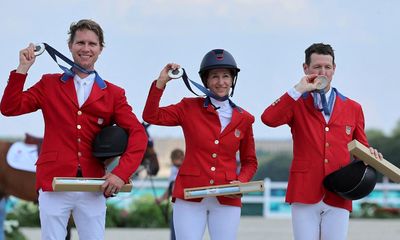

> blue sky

[{"left": 1, "top": 0, "right": 399, "bottom": 140}]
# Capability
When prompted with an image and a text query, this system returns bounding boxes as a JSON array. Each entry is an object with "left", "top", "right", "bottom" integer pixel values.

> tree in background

[
  {"left": 253, "top": 151, "right": 292, "bottom": 181},
  {"left": 367, "top": 120, "right": 400, "bottom": 182}
]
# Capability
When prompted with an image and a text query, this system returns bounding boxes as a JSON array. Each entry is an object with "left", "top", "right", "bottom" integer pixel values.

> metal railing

[
  {"left": 258, "top": 178, "right": 400, "bottom": 218},
  {"left": 108, "top": 177, "right": 400, "bottom": 218}
]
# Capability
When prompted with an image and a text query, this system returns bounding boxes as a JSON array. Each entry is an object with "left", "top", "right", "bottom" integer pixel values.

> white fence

[
  {"left": 258, "top": 178, "right": 400, "bottom": 218},
  {"left": 127, "top": 177, "right": 400, "bottom": 219},
  {"left": 6, "top": 177, "right": 400, "bottom": 220}
]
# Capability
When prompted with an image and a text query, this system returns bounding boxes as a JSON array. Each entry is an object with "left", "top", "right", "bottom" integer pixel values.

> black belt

[{"left": 76, "top": 167, "right": 83, "bottom": 177}]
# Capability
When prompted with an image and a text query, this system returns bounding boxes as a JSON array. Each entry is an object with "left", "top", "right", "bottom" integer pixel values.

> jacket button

[
  {"left": 325, "top": 142, "right": 329, "bottom": 147},
  {"left": 211, "top": 167, "right": 216, "bottom": 171},
  {"left": 78, "top": 152, "right": 82, "bottom": 157},
  {"left": 214, "top": 140, "right": 219, "bottom": 144},
  {"left": 77, "top": 110, "right": 82, "bottom": 115},
  {"left": 324, "top": 159, "right": 329, "bottom": 163},
  {"left": 325, "top": 127, "right": 329, "bottom": 132},
  {"left": 209, "top": 180, "right": 214, "bottom": 184},
  {"left": 77, "top": 125, "right": 81, "bottom": 129},
  {"left": 212, "top": 153, "right": 217, "bottom": 158}
]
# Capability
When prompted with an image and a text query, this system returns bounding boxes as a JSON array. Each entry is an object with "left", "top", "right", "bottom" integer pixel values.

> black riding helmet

[
  {"left": 92, "top": 125, "right": 128, "bottom": 161},
  {"left": 323, "top": 160, "right": 377, "bottom": 200},
  {"left": 198, "top": 49, "right": 240, "bottom": 97}
]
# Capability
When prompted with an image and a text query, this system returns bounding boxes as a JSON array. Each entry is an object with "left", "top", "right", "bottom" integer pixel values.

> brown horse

[{"left": 0, "top": 138, "right": 38, "bottom": 202}]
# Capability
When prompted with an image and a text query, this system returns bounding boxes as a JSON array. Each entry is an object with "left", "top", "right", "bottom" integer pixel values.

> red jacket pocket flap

[
  {"left": 290, "top": 160, "right": 310, "bottom": 173},
  {"left": 179, "top": 167, "right": 200, "bottom": 176},
  {"left": 36, "top": 151, "right": 58, "bottom": 165},
  {"left": 225, "top": 171, "right": 237, "bottom": 181}
]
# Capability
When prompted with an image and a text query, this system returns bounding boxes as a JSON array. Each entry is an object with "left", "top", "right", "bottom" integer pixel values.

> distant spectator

[{"left": 156, "top": 148, "right": 184, "bottom": 240}]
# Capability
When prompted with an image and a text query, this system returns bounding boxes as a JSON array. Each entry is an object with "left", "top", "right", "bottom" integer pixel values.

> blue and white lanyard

[
  {"left": 41, "top": 43, "right": 106, "bottom": 89},
  {"left": 314, "top": 89, "right": 336, "bottom": 115}
]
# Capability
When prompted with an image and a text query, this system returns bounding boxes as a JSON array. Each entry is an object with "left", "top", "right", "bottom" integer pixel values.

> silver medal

[
  {"left": 315, "top": 75, "right": 328, "bottom": 90},
  {"left": 34, "top": 43, "right": 45, "bottom": 56},
  {"left": 168, "top": 68, "right": 184, "bottom": 79}
]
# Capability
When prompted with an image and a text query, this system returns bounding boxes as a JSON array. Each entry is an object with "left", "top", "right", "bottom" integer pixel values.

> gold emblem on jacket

[{"left": 235, "top": 129, "right": 241, "bottom": 138}]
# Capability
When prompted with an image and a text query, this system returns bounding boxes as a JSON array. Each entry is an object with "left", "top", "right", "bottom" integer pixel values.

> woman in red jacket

[{"left": 143, "top": 49, "right": 258, "bottom": 240}]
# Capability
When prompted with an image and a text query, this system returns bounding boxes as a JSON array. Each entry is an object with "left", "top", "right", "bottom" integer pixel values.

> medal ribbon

[
  {"left": 42, "top": 43, "right": 106, "bottom": 89},
  {"left": 314, "top": 89, "right": 336, "bottom": 115},
  {"left": 181, "top": 68, "right": 229, "bottom": 101}
]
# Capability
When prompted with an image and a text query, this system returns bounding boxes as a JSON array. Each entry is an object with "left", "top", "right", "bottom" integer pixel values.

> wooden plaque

[
  {"left": 184, "top": 181, "right": 264, "bottom": 199},
  {"left": 348, "top": 140, "right": 400, "bottom": 183},
  {"left": 52, "top": 177, "right": 133, "bottom": 192}
]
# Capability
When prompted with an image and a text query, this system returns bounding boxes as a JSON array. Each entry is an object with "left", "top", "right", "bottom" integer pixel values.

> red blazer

[
  {"left": 261, "top": 89, "right": 369, "bottom": 211},
  {"left": 143, "top": 81, "right": 258, "bottom": 207},
  {"left": 1, "top": 71, "right": 148, "bottom": 191}
]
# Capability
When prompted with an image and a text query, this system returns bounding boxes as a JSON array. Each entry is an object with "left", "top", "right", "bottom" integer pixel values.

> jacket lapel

[
  {"left": 220, "top": 108, "right": 243, "bottom": 138},
  {"left": 328, "top": 89, "right": 346, "bottom": 124},
  {"left": 82, "top": 83, "right": 105, "bottom": 108},
  {"left": 303, "top": 93, "right": 325, "bottom": 122},
  {"left": 60, "top": 76, "right": 79, "bottom": 107}
]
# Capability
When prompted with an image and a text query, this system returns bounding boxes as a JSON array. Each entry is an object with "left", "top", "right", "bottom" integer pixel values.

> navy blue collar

[{"left": 60, "top": 69, "right": 107, "bottom": 90}]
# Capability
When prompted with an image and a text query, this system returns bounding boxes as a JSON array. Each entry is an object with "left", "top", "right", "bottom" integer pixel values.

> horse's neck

[
  {"left": 0, "top": 141, "right": 13, "bottom": 198},
  {"left": 0, "top": 141, "right": 12, "bottom": 158}
]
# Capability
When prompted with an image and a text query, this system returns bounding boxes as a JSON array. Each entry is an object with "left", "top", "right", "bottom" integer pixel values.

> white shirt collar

[
  {"left": 210, "top": 97, "right": 230, "bottom": 110},
  {"left": 325, "top": 87, "right": 333, "bottom": 99},
  {"left": 74, "top": 73, "right": 95, "bottom": 85},
  {"left": 311, "top": 86, "right": 333, "bottom": 99},
  {"left": 209, "top": 97, "right": 232, "bottom": 132}
]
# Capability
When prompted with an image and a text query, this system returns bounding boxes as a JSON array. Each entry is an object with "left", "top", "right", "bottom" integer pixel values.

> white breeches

[
  {"left": 173, "top": 197, "right": 241, "bottom": 240},
  {"left": 38, "top": 190, "right": 106, "bottom": 240},
  {"left": 291, "top": 200, "right": 349, "bottom": 240}
]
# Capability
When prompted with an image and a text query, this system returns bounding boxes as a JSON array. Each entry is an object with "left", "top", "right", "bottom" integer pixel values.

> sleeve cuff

[
  {"left": 10, "top": 70, "right": 28, "bottom": 81},
  {"left": 287, "top": 87, "right": 302, "bottom": 101}
]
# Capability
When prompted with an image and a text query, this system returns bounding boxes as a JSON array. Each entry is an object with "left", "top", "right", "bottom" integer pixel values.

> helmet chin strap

[
  {"left": 230, "top": 75, "right": 238, "bottom": 97},
  {"left": 181, "top": 68, "right": 229, "bottom": 101}
]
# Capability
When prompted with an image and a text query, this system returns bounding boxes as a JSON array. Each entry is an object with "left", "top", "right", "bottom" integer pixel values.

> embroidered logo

[
  {"left": 345, "top": 126, "right": 352, "bottom": 135},
  {"left": 272, "top": 98, "right": 281, "bottom": 106},
  {"left": 234, "top": 129, "right": 241, "bottom": 138},
  {"left": 97, "top": 118, "right": 104, "bottom": 125}
]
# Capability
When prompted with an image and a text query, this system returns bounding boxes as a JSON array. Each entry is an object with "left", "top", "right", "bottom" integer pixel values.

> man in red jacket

[
  {"left": 0, "top": 19, "right": 147, "bottom": 240},
  {"left": 261, "top": 43, "right": 382, "bottom": 240}
]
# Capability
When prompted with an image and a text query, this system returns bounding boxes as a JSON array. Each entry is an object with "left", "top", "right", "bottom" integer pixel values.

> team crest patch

[
  {"left": 234, "top": 129, "right": 241, "bottom": 138},
  {"left": 97, "top": 118, "right": 104, "bottom": 125},
  {"left": 345, "top": 126, "right": 351, "bottom": 135}
]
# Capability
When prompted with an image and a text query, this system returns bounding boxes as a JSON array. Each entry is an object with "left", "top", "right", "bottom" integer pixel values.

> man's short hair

[
  {"left": 68, "top": 19, "right": 105, "bottom": 48},
  {"left": 305, "top": 43, "right": 335, "bottom": 65}
]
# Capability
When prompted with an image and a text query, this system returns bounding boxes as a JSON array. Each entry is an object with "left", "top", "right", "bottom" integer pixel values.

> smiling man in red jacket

[
  {"left": 261, "top": 43, "right": 382, "bottom": 240},
  {"left": 0, "top": 19, "right": 147, "bottom": 240}
]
